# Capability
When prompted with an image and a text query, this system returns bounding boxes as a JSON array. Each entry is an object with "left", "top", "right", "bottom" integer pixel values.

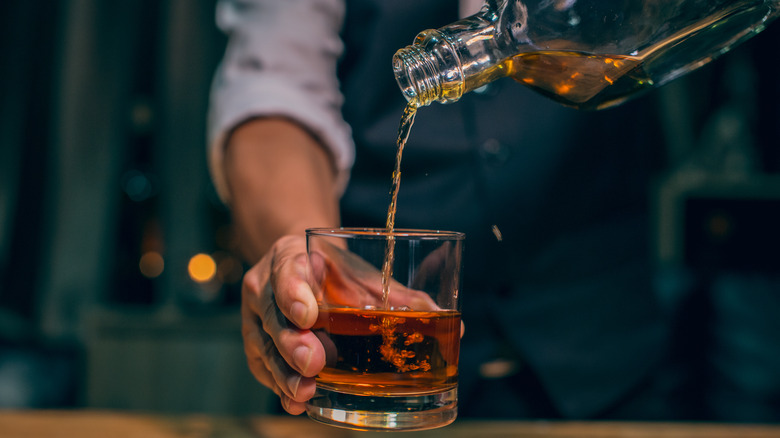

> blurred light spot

[
  {"left": 189, "top": 253, "right": 217, "bottom": 283},
  {"left": 139, "top": 251, "right": 164, "bottom": 278},
  {"left": 479, "top": 358, "right": 520, "bottom": 379},
  {"left": 491, "top": 225, "right": 503, "bottom": 242},
  {"left": 215, "top": 252, "right": 243, "bottom": 284},
  {"left": 121, "top": 169, "right": 156, "bottom": 202},
  {"left": 708, "top": 212, "right": 732, "bottom": 241},
  {"left": 131, "top": 99, "right": 154, "bottom": 134}
]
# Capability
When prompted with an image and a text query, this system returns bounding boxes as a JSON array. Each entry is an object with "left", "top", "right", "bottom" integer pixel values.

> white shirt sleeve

[{"left": 207, "top": 0, "right": 354, "bottom": 203}]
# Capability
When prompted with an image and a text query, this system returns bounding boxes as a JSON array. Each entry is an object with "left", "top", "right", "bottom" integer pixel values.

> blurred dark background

[
  {"left": 1, "top": 0, "right": 779, "bottom": 420},
  {"left": 0, "top": 0, "right": 273, "bottom": 414}
]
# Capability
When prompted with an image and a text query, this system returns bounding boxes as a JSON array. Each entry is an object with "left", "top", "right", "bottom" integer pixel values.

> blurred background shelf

[
  {"left": 85, "top": 306, "right": 273, "bottom": 414},
  {"left": 0, "top": 0, "right": 266, "bottom": 413}
]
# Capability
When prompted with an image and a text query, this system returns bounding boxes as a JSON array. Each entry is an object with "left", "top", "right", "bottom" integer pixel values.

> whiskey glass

[{"left": 305, "top": 228, "right": 464, "bottom": 431}]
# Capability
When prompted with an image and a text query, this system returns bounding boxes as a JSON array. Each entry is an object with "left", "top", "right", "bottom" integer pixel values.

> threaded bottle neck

[
  {"left": 393, "top": 45, "right": 442, "bottom": 107},
  {"left": 393, "top": 29, "right": 466, "bottom": 108}
]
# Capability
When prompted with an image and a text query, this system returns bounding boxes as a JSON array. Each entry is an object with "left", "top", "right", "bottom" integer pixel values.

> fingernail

[
  {"left": 293, "top": 345, "right": 313, "bottom": 375},
  {"left": 291, "top": 301, "right": 308, "bottom": 327},
  {"left": 287, "top": 374, "right": 302, "bottom": 399}
]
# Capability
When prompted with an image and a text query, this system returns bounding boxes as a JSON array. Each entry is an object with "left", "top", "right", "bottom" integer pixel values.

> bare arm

[
  {"left": 224, "top": 117, "right": 341, "bottom": 263},
  {"left": 210, "top": 0, "right": 350, "bottom": 416},
  {"left": 224, "top": 117, "right": 336, "bottom": 415}
]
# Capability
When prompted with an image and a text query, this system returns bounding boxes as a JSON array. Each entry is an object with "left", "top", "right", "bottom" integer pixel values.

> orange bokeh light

[
  {"left": 188, "top": 253, "right": 217, "bottom": 283},
  {"left": 139, "top": 251, "right": 164, "bottom": 278}
]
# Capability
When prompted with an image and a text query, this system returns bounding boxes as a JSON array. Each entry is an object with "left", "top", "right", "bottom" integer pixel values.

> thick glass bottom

[{"left": 305, "top": 386, "right": 457, "bottom": 431}]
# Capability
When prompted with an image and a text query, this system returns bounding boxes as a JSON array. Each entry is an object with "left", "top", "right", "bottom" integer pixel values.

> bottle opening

[
  {"left": 392, "top": 52, "right": 418, "bottom": 104},
  {"left": 393, "top": 46, "right": 442, "bottom": 107}
]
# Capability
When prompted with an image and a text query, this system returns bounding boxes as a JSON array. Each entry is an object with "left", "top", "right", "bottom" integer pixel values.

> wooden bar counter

[{"left": 2, "top": 411, "right": 780, "bottom": 438}]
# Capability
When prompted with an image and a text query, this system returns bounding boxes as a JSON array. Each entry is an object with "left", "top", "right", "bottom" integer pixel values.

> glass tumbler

[{"left": 305, "top": 227, "right": 464, "bottom": 431}]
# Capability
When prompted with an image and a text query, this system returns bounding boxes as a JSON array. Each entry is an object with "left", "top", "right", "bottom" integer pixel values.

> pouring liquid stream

[{"left": 380, "top": 102, "right": 418, "bottom": 308}]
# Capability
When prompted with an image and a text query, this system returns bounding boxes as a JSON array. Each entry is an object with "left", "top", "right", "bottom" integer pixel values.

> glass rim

[{"left": 306, "top": 227, "right": 465, "bottom": 240}]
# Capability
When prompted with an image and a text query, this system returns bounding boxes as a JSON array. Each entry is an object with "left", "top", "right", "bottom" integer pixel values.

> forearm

[{"left": 223, "top": 117, "right": 341, "bottom": 264}]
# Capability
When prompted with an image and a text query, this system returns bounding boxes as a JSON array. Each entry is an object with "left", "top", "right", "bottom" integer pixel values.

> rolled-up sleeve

[{"left": 207, "top": 0, "right": 354, "bottom": 203}]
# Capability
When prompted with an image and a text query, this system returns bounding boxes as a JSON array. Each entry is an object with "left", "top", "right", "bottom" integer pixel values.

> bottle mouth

[{"left": 392, "top": 45, "right": 440, "bottom": 107}]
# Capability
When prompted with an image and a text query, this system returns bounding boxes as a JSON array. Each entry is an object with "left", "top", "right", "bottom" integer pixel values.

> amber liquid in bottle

[
  {"left": 458, "top": 50, "right": 652, "bottom": 110},
  {"left": 462, "top": 2, "right": 773, "bottom": 110},
  {"left": 506, "top": 52, "right": 650, "bottom": 110}
]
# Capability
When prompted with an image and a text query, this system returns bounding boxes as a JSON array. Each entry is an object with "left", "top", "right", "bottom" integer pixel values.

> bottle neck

[
  {"left": 392, "top": 30, "right": 465, "bottom": 107},
  {"left": 393, "top": 4, "right": 510, "bottom": 107}
]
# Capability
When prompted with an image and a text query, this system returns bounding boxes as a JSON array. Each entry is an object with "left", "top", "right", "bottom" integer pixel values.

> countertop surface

[{"left": 2, "top": 411, "right": 780, "bottom": 438}]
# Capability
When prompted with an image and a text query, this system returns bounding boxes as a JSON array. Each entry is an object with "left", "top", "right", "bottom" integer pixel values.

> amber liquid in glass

[{"left": 312, "top": 307, "right": 461, "bottom": 396}]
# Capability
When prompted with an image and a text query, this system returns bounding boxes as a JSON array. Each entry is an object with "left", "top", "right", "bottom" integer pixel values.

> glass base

[{"left": 305, "top": 386, "right": 457, "bottom": 431}]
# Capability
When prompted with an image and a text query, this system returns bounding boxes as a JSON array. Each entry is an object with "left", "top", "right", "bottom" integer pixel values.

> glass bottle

[{"left": 393, "top": 0, "right": 780, "bottom": 110}]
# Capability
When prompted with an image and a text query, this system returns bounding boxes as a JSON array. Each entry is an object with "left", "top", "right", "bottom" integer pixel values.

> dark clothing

[{"left": 337, "top": 0, "right": 671, "bottom": 419}]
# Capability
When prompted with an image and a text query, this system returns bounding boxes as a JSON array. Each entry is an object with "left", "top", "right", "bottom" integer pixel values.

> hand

[
  {"left": 241, "top": 234, "right": 326, "bottom": 415},
  {"left": 308, "top": 239, "right": 441, "bottom": 311}
]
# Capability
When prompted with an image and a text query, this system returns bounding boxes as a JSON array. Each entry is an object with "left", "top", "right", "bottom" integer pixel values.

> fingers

[
  {"left": 242, "top": 311, "right": 318, "bottom": 413},
  {"left": 268, "top": 236, "right": 320, "bottom": 329},
  {"left": 241, "top": 235, "right": 326, "bottom": 414},
  {"left": 316, "top": 241, "right": 439, "bottom": 309}
]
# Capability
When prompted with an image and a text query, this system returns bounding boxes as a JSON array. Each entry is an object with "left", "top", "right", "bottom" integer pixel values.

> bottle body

[{"left": 393, "top": 0, "right": 780, "bottom": 109}]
